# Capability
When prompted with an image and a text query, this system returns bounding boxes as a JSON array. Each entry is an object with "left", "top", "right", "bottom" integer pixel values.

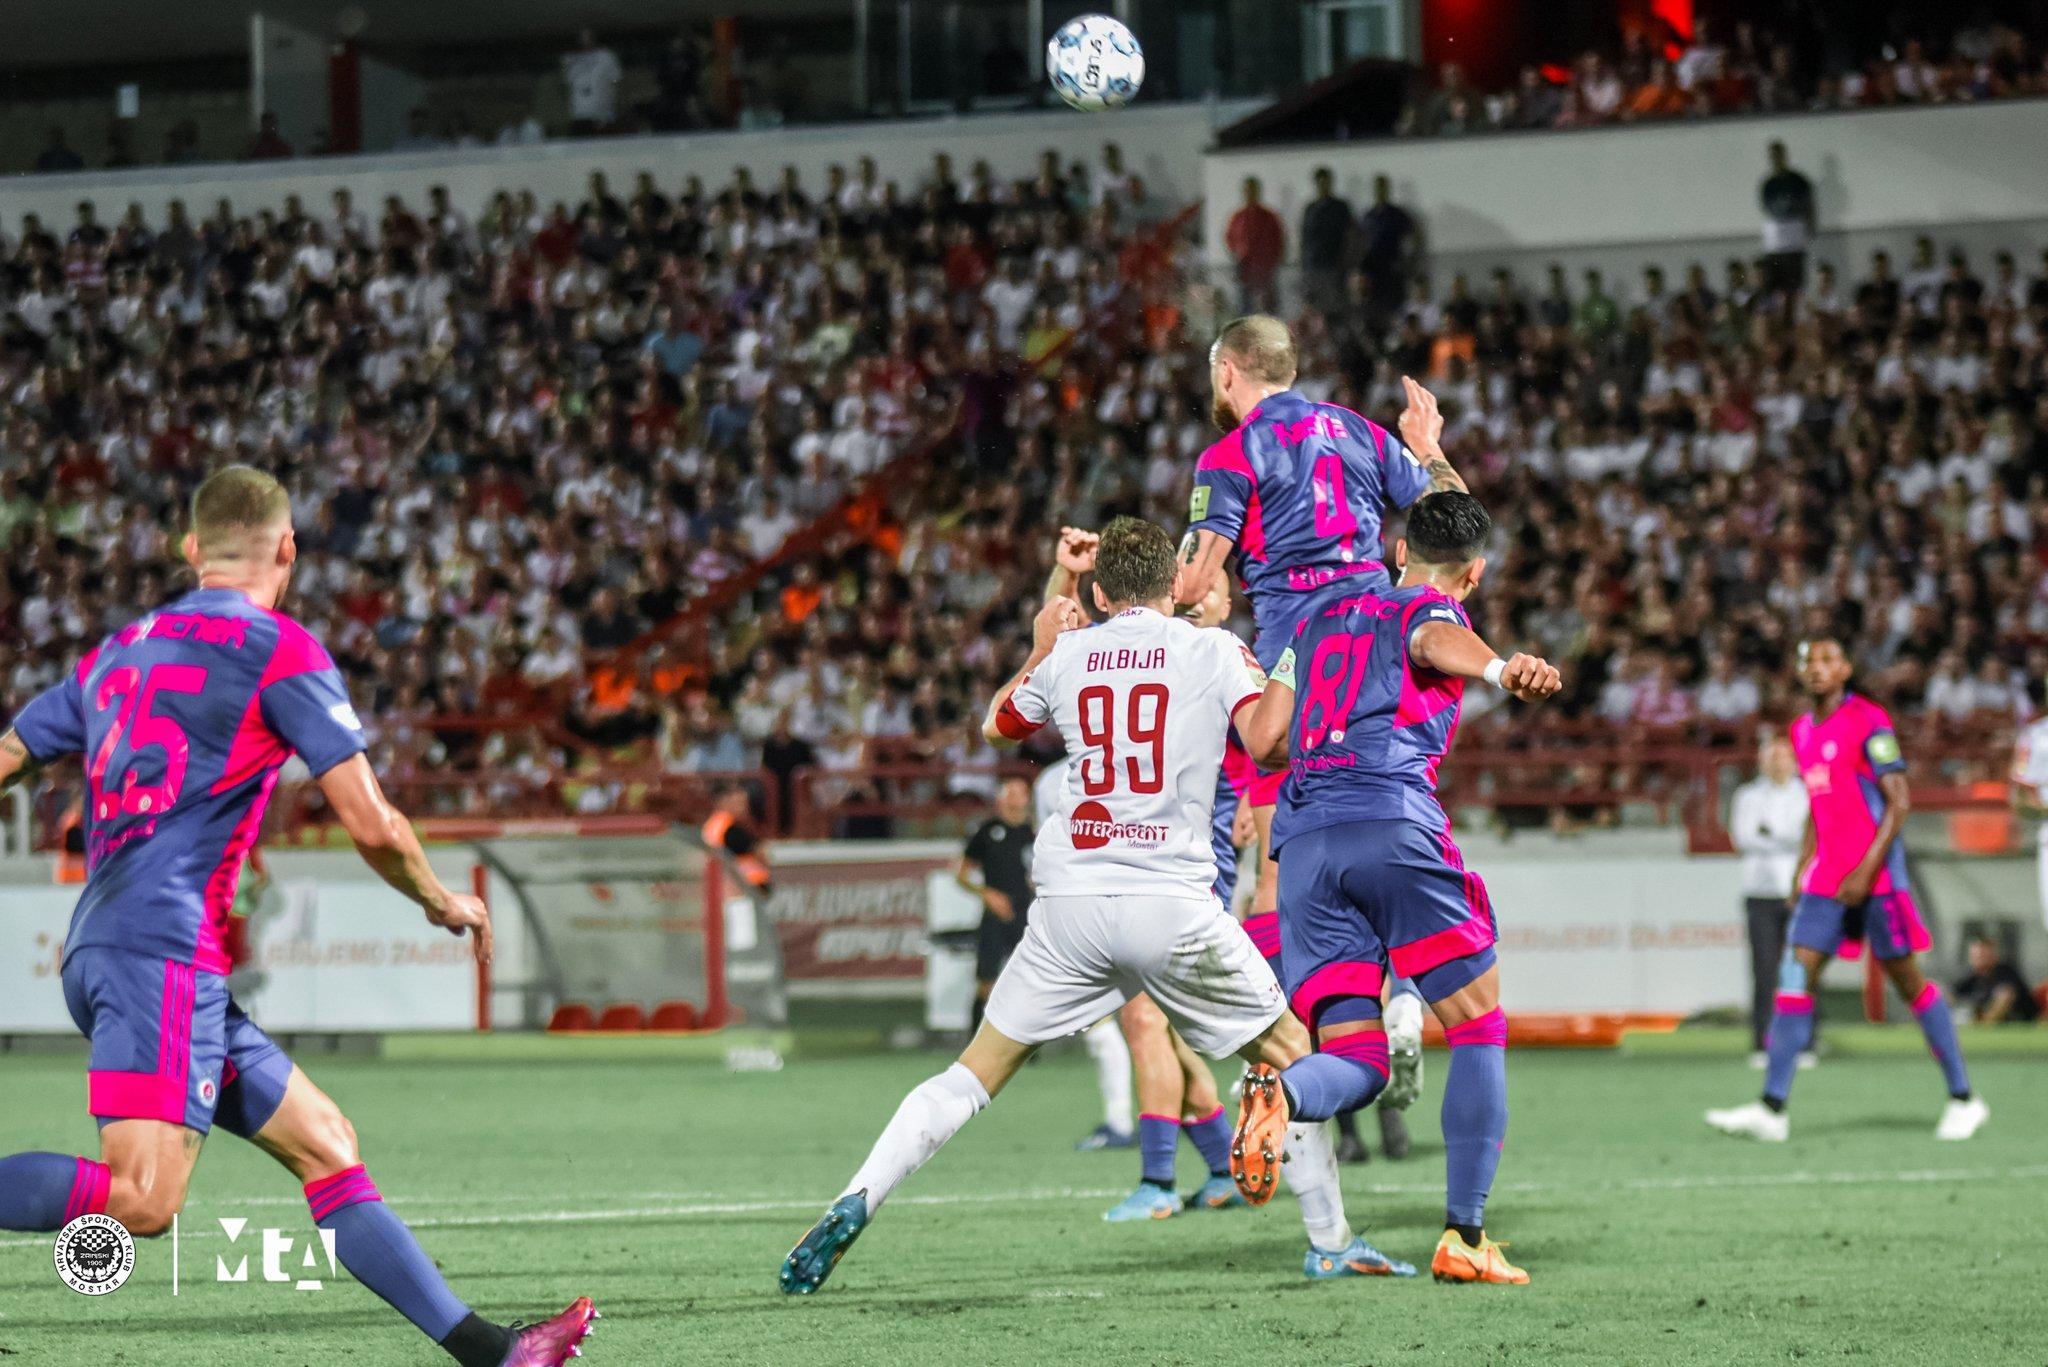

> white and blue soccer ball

[{"left": 1047, "top": 14, "right": 1145, "bottom": 112}]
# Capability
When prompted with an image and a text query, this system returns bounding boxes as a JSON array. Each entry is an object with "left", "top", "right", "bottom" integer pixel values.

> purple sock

[
  {"left": 305, "top": 1167, "right": 470, "bottom": 1343},
  {"left": 1137, "top": 1115, "right": 1180, "bottom": 1186},
  {"left": 0, "top": 1153, "right": 109, "bottom": 1231},
  {"left": 1442, "top": 1011, "right": 1509, "bottom": 1230},
  {"left": 1280, "top": 1035, "right": 1390, "bottom": 1122},
  {"left": 1763, "top": 992, "right": 1814, "bottom": 1107},
  {"left": 1910, "top": 984, "right": 1972, "bottom": 1098},
  {"left": 1181, "top": 1106, "right": 1233, "bottom": 1177}
]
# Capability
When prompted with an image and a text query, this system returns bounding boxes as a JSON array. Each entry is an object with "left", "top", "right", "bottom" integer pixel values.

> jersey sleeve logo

[
  {"left": 328, "top": 702, "right": 364, "bottom": 732},
  {"left": 1188, "top": 486, "right": 1211, "bottom": 521},
  {"left": 1866, "top": 732, "right": 1902, "bottom": 766},
  {"left": 1399, "top": 441, "right": 1422, "bottom": 467},
  {"left": 1271, "top": 647, "right": 1298, "bottom": 690}
]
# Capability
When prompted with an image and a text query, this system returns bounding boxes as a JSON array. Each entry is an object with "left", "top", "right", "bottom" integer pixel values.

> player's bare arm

[
  {"left": 1789, "top": 818, "right": 1816, "bottom": 909},
  {"left": 982, "top": 597, "right": 1085, "bottom": 748},
  {"left": 1173, "top": 529, "right": 1233, "bottom": 608},
  {"left": 1043, "top": 526, "right": 1099, "bottom": 605},
  {"left": 0, "top": 729, "right": 42, "bottom": 796},
  {"left": 955, "top": 856, "right": 1013, "bottom": 921},
  {"left": 1408, "top": 621, "right": 1561, "bottom": 703},
  {"left": 317, "top": 754, "right": 494, "bottom": 963},
  {"left": 1241, "top": 675, "right": 1294, "bottom": 771},
  {"left": 1835, "top": 769, "right": 1910, "bottom": 906},
  {"left": 1399, "top": 376, "right": 1467, "bottom": 494}
]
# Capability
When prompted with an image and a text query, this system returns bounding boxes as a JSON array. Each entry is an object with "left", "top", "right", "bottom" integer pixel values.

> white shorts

[{"left": 983, "top": 893, "right": 1285, "bottom": 1059}]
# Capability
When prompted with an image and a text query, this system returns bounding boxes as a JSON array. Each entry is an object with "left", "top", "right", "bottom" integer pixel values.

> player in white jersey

[
  {"left": 780, "top": 518, "right": 1417, "bottom": 1295},
  {"left": 2012, "top": 699, "right": 2048, "bottom": 931}
]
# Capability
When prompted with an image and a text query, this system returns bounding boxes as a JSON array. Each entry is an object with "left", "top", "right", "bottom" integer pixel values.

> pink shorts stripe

[
  {"left": 1289, "top": 960, "right": 1386, "bottom": 1028},
  {"left": 1242, "top": 912, "right": 1282, "bottom": 957},
  {"left": 305, "top": 1165, "right": 383, "bottom": 1221},
  {"left": 1445, "top": 1007, "right": 1508, "bottom": 1048},
  {"left": 1323, "top": 1032, "right": 1391, "bottom": 1078},
  {"left": 1773, "top": 991, "right": 1815, "bottom": 1015},
  {"left": 1248, "top": 767, "right": 1284, "bottom": 808},
  {"left": 1911, "top": 982, "right": 1942, "bottom": 1014},
  {"left": 1387, "top": 906, "right": 1496, "bottom": 979},
  {"left": 89, "top": 1070, "right": 188, "bottom": 1123}
]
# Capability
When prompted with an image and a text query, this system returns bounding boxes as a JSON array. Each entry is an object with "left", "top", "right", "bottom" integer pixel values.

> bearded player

[
  {"left": 1177, "top": 316, "right": 1458, "bottom": 1154},
  {"left": 0, "top": 467, "right": 596, "bottom": 1366},
  {"left": 781, "top": 518, "right": 1412, "bottom": 1293},
  {"left": 1706, "top": 636, "right": 1987, "bottom": 1143},
  {"left": 1235, "top": 491, "right": 1562, "bottom": 1285}
]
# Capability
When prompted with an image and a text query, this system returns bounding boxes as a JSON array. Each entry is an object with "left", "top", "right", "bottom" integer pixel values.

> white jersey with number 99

[{"left": 1001, "top": 607, "right": 1265, "bottom": 900}]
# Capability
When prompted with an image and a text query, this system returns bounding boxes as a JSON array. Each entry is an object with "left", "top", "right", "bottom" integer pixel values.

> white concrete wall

[
  {"left": 1204, "top": 99, "right": 2048, "bottom": 288},
  {"left": 0, "top": 99, "right": 1251, "bottom": 225}
]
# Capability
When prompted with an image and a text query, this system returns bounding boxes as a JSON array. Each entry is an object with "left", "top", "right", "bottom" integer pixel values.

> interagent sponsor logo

[
  {"left": 55, "top": 1214, "right": 135, "bottom": 1296},
  {"left": 1068, "top": 801, "right": 1168, "bottom": 850}
]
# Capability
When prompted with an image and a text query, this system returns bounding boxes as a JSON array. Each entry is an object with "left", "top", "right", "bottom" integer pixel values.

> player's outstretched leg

[
  {"left": 1708, "top": 947, "right": 1822, "bottom": 1143},
  {"left": 252, "top": 1067, "right": 597, "bottom": 1366},
  {"left": 1883, "top": 957, "right": 1987, "bottom": 1139},
  {"left": 1425, "top": 962, "right": 1525, "bottom": 1286},
  {"left": 1075, "top": 1018, "right": 1135, "bottom": 1150},
  {"left": 782, "top": 1024, "right": 1021, "bottom": 1293},
  {"left": 0, "top": 1152, "right": 112, "bottom": 1231},
  {"left": 1104, "top": 996, "right": 1187, "bottom": 1222}
]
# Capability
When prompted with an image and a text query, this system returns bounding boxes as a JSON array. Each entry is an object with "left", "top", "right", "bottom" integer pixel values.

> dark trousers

[{"left": 1745, "top": 896, "right": 1795, "bottom": 1051}]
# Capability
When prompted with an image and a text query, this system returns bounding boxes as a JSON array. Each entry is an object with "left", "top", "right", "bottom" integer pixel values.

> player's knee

[
  {"left": 1257, "top": 1010, "right": 1312, "bottom": 1065},
  {"left": 1119, "top": 997, "right": 1167, "bottom": 1044},
  {"left": 293, "top": 1101, "right": 361, "bottom": 1179},
  {"left": 108, "top": 1182, "right": 182, "bottom": 1239}
]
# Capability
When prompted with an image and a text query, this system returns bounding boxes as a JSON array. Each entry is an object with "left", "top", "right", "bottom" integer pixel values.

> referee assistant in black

[{"left": 958, "top": 775, "right": 1036, "bottom": 1030}]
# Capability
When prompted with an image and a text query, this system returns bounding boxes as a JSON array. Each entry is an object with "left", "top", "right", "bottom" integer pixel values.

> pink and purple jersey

[
  {"left": 10, "top": 588, "right": 368, "bottom": 973},
  {"left": 1190, "top": 389, "right": 1431, "bottom": 660},
  {"left": 1267, "top": 582, "right": 1469, "bottom": 851},
  {"left": 1789, "top": 694, "right": 1909, "bottom": 899}
]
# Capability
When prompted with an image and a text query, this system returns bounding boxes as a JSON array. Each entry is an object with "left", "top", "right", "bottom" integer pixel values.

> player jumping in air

[
  {"left": 1706, "top": 637, "right": 1988, "bottom": 1143},
  {"left": 781, "top": 517, "right": 1410, "bottom": 1293},
  {"left": 0, "top": 468, "right": 597, "bottom": 1366},
  {"left": 1177, "top": 317, "right": 1459, "bottom": 1161},
  {"left": 1234, "top": 492, "right": 1562, "bottom": 1285}
]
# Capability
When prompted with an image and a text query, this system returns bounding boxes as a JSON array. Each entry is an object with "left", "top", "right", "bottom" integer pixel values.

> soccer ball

[{"left": 1046, "top": 15, "right": 1145, "bottom": 112}]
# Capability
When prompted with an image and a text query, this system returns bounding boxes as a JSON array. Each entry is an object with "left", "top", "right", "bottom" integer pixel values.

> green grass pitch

[{"left": 1, "top": 1028, "right": 2044, "bottom": 1365}]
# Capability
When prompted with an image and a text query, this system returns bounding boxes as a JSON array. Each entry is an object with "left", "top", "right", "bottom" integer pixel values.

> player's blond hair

[
  {"left": 1213, "top": 315, "right": 1298, "bottom": 387},
  {"left": 190, "top": 465, "right": 290, "bottom": 562}
]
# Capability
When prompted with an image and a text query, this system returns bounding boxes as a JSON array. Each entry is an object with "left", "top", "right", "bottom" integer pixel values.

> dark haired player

[
  {"left": 1706, "top": 637, "right": 1986, "bottom": 1143},
  {"left": 1235, "top": 491, "right": 1561, "bottom": 1285},
  {"left": 0, "top": 467, "right": 596, "bottom": 1365},
  {"left": 1177, "top": 315, "right": 1464, "bottom": 1125},
  {"left": 783, "top": 517, "right": 1411, "bottom": 1294}
]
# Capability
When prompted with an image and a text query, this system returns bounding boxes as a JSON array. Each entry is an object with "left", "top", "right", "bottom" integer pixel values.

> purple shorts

[
  {"left": 1790, "top": 890, "right": 1932, "bottom": 962},
  {"left": 1275, "top": 818, "right": 1496, "bottom": 1026},
  {"left": 61, "top": 946, "right": 293, "bottom": 1137}
]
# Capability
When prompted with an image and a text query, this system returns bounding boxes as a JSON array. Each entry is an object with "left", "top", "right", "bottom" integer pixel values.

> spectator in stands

[
  {"left": 244, "top": 110, "right": 293, "bottom": 161},
  {"left": 563, "top": 28, "right": 625, "bottom": 136},
  {"left": 1758, "top": 140, "right": 1815, "bottom": 293},
  {"left": 1224, "top": 176, "right": 1284, "bottom": 313},
  {"left": 1356, "top": 173, "right": 1420, "bottom": 321},
  {"left": 651, "top": 29, "right": 706, "bottom": 131},
  {"left": 704, "top": 786, "right": 774, "bottom": 897},
  {"left": 1298, "top": 166, "right": 1354, "bottom": 315},
  {"left": 34, "top": 127, "right": 84, "bottom": 173},
  {"left": 1953, "top": 935, "right": 2041, "bottom": 1024},
  {"left": 1730, "top": 733, "right": 1812, "bottom": 1060}
]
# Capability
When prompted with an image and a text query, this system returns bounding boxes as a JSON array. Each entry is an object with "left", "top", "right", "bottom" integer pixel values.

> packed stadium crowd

[
  {"left": 2, "top": 133, "right": 2045, "bottom": 825},
  {"left": 1401, "top": 16, "right": 2048, "bottom": 136}
]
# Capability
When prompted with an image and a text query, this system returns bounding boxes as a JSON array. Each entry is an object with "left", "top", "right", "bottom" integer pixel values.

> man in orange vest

[{"left": 703, "top": 787, "right": 772, "bottom": 896}]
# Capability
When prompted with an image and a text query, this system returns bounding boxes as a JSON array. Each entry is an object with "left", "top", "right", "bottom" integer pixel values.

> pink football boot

[{"left": 502, "top": 1298, "right": 599, "bottom": 1365}]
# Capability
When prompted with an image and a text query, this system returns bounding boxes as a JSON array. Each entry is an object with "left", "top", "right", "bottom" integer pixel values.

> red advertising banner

[{"left": 767, "top": 850, "right": 957, "bottom": 983}]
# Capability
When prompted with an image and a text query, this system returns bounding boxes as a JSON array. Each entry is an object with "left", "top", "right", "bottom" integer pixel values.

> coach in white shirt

[
  {"left": 2012, "top": 700, "right": 2048, "bottom": 932},
  {"left": 1730, "top": 732, "right": 1811, "bottom": 1060}
]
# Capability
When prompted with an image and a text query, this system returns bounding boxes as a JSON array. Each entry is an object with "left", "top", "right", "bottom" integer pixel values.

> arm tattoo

[
  {"left": 1179, "top": 531, "right": 1200, "bottom": 565},
  {"left": 0, "top": 730, "right": 39, "bottom": 796},
  {"left": 1425, "top": 457, "right": 1467, "bottom": 494}
]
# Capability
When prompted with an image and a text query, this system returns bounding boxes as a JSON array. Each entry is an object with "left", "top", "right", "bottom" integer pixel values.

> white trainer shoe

[
  {"left": 1381, "top": 991, "right": 1425, "bottom": 1110},
  {"left": 1935, "top": 1095, "right": 1988, "bottom": 1141},
  {"left": 1704, "top": 1101, "right": 1789, "bottom": 1142}
]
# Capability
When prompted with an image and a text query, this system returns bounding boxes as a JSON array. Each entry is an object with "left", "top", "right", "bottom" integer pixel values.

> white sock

[
  {"left": 1084, "top": 1018, "right": 1134, "bottom": 1133},
  {"left": 1281, "top": 1120, "right": 1352, "bottom": 1252},
  {"left": 841, "top": 1062, "right": 990, "bottom": 1213}
]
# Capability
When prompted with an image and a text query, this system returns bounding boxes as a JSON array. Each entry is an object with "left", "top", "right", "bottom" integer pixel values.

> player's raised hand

[
  {"left": 1056, "top": 526, "right": 1100, "bottom": 574},
  {"left": 1498, "top": 653, "right": 1562, "bottom": 704},
  {"left": 1398, "top": 376, "right": 1445, "bottom": 456},
  {"left": 428, "top": 890, "right": 495, "bottom": 965},
  {"left": 1033, "top": 595, "right": 1087, "bottom": 651}
]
